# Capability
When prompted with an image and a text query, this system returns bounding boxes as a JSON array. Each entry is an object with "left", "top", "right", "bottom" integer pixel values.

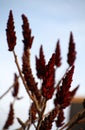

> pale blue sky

[{"left": 0, "top": 0, "right": 85, "bottom": 129}]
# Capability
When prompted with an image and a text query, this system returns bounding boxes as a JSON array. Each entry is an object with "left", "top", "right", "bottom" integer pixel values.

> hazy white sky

[{"left": 0, "top": 0, "right": 85, "bottom": 129}]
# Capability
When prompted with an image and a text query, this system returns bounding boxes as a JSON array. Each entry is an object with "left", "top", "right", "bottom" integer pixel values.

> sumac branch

[{"left": 0, "top": 10, "right": 85, "bottom": 130}]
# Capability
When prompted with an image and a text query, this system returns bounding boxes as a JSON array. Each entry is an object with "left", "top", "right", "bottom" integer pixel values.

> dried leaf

[{"left": 16, "top": 96, "right": 23, "bottom": 100}]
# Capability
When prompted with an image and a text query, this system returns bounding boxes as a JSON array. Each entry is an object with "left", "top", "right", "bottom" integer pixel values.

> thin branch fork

[{"left": 36, "top": 98, "right": 46, "bottom": 130}]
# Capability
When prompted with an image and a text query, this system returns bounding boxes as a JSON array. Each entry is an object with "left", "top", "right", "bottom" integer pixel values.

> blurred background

[{"left": 0, "top": 0, "right": 85, "bottom": 129}]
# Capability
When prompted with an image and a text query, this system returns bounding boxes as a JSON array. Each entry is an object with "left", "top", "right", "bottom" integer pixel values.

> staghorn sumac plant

[{"left": 1, "top": 10, "right": 85, "bottom": 130}]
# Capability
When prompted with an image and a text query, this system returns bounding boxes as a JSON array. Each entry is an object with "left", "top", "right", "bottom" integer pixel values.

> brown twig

[
  {"left": 16, "top": 117, "right": 34, "bottom": 130},
  {"left": 17, "top": 118, "right": 26, "bottom": 129},
  {"left": 36, "top": 98, "right": 46, "bottom": 130},
  {"left": 16, "top": 106, "right": 58, "bottom": 130},
  {"left": 78, "top": 119, "right": 85, "bottom": 124},
  {"left": 60, "top": 109, "right": 85, "bottom": 130},
  {"left": 0, "top": 76, "right": 19, "bottom": 100},
  {"left": 0, "top": 85, "right": 13, "bottom": 100}
]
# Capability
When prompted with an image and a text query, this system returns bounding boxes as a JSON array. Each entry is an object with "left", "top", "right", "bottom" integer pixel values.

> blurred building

[{"left": 69, "top": 97, "right": 85, "bottom": 130}]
